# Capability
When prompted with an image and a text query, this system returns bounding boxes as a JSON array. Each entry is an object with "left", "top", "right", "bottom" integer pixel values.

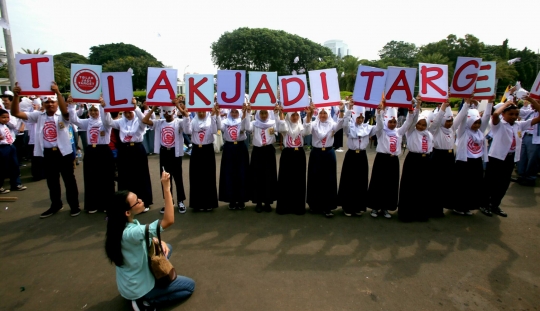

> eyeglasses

[{"left": 130, "top": 196, "right": 141, "bottom": 209}]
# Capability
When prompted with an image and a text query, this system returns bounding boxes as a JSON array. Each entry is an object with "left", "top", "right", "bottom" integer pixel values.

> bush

[{"left": 340, "top": 91, "right": 353, "bottom": 99}]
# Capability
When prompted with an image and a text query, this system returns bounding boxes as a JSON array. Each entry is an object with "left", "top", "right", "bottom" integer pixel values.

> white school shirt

[
  {"left": 488, "top": 118, "right": 533, "bottom": 162},
  {"left": 405, "top": 110, "right": 433, "bottom": 154},
  {"left": 343, "top": 113, "right": 373, "bottom": 150},
  {"left": 521, "top": 110, "right": 538, "bottom": 135},
  {"left": 373, "top": 109, "right": 415, "bottom": 156},
  {"left": 221, "top": 117, "right": 250, "bottom": 143},
  {"left": 186, "top": 115, "right": 220, "bottom": 145},
  {"left": 455, "top": 103, "right": 492, "bottom": 162},
  {"left": 428, "top": 108, "right": 457, "bottom": 151},
  {"left": 26, "top": 110, "right": 73, "bottom": 156},
  {"left": 310, "top": 111, "right": 346, "bottom": 148},
  {"left": 247, "top": 120, "right": 277, "bottom": 147},
  {"left": 277, "top": 119, "right": 312, "bottom": 148},
  {"left": 0, "top": 123, "right": 15, "bottom": 145},
  {"left": 69, "top": 106, "right": 112, "bottom": 145},
  {"left": 110, "top": 108, "right": 147, "bottom": 143},
  {"left": 151, "top": 118, "right": 190, "bottom": 157}
]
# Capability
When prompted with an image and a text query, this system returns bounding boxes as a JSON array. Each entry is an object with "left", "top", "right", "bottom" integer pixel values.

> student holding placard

[
  {"left": 480, "top": 97, "right": 540, "bottom": 217},
  {"left": 275, "top": 104, "right": 313, "bottom": 215},
  {"left": 453, "top": 97, "right": 492, "bottom": 215},
  {"left": 141, "top": 98, "right": 190, "bottom": 214},
  {"left": 337, "top": 103, "right": 374, "bottom": 216},
  {"left": 108, "top": 99, "right": 153, "bottom": 212},
  {"left": 246, "top": 108, "right": 278, "bottom": 213},
  {"left": 11, "top": 82, "right": 81, "bottom": 218},
  {"left": 306, "top": 103, "right": 347, "bottom": 218},
  {"left": 141, "top": 101, "right": 156, "bottom": 155},
  {"left": 367, "top": 100, "right": 415, "bottom": 219},
  {"left": 68, "top": 98, "right": 115, "bottom": 213},
  {"left": 397, "top": 104, "right": 433, "bottom": 222},
  {"left": 219, "top": 104, "right": 251, "bottom": 210},
  {"left": 185, "top": 105, "right": 221, "bottom": 212}
]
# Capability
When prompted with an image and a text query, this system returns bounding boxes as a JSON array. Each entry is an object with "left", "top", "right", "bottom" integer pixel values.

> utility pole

[{"left": 0, "top": 0, "right": 16, "bottom": 89}]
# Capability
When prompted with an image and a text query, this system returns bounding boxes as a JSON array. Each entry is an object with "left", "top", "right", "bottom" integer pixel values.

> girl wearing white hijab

[
  {"left": 108, "top": 98, "right": 153, "bottom": 212},
  {"left": 306, "top": 102, "right": 347, "bottom": 218},
  {"left": 275, "top": 105, "right": 313, "bottom": 215},
  {"left": 397, "top": 104, "right": 433, "bottom": 222},
  {"left": 337, "top": 103, "right": 374, "bottom": 216},
  {"left": 69, "top": 100, "right": 115, "bottom": 213},
  {"left": 453, "top": 97, "right": 492, "bottom": 215},
  {"left": 185, "top": 104, "right": 221, "bottom": 211},
  {"left": 219, "top": 105, "right": 251, "bottom": 210},
  {"left": 367, "top": 99, "right": 416, "bottom": 219},
  {"left": 246, "top": 107, "right": 278, "bottom": 213}
]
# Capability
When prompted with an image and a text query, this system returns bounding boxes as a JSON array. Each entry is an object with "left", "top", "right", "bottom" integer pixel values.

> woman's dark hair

[
  {"left": 503, "top": 104, "right": 519, "bottom": 113},
  {"left": 105, "top": 190, "right": 131, "bottom": 267},
  {"left": 0, "top": 108, "right": 8, "bottom": 116}
]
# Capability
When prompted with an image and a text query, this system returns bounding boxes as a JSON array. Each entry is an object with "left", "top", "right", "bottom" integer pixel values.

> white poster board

[
  {"left": 185, "top": 74, "right": 214, "bottom": 112},
  {"left": 146, "top": 67, "right": 178, "bottom": 106},
  {"left": 308, "top": 68, "right": 341, "bottom": 107},
  {"left": 384, "top": 66, "right": 417, "bottom": 108},
  {"left": 101, "top": 72, "right": 134, "bottom": 112},
  {"left": 529, "top": 71, "right": 540, "bottom": 100},
  {"left": 278, "top": 74, "right": 309, "bottom": 112},
  {"left": 71, "top": 64, "right": 102, "bottom": 103},
  {"left": 249, "top": 71, "right": 278, "bottom": 110},
  {"left": 15, "top": 54, "right": 55, "bottom": 96},
  {"left": 418, "top": 63, "right": 448, "bottom": 103},
  {"left": 352, "top": 65, "right": 387, "bottom": 108},
  {"left": 450, "top": 57, "right": 482, "bottom": 98},
  {"left": 217, "top": 70, "right": 246, "bottom": 109},
  {"left": 473, "top": 61, "right": 496, "bottom": 100}
]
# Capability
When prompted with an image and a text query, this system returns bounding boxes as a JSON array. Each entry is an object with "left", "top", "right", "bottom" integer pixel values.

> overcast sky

[{"left": 2, "top": 0, "right": 539, "bottom": 75}]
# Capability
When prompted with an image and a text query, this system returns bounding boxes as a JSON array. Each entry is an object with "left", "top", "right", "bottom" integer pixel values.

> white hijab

[
  {"left": 383, "top": 107, "right": 397, "bottom": 137},
  {"left": 253, "top": 110, "right": 275, "bottom": 129},
  {"left": 466, "top": 109, "right": 483, "bottom": 144},
  {"left": 440, "top": 107, "right": 453, "bottom": 135},
  {"left": 350, "top": 107, "right": 372, "bottom": 137},
  {"left": 222, "top": 109, "right": 242, "bottom": 126},
  {"left": 193, "top": 112, "right": 212, "bottom": 132},
  {"left": 87, "top": 104, "right": 103, "bottom": 129},
  {"left": 313, "top": 107, "right": 335, "bottom": 137},
  {"left": 285, "top": 112, "right": 302, "bottom": 138}
]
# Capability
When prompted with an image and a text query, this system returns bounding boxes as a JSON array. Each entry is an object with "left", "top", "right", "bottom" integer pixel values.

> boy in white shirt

[{"left": 0, "top": 108, "right": 28, "bottom": 193}]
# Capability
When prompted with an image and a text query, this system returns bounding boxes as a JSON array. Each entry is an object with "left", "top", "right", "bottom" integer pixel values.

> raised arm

[
  {"left": 480, "top": 101, "right": 493, "bottom": 132},
  {"left": 523, "top": 96, "right": 540, "bottom": 126},
  {"left": 332, "top": 102, "right": 347, "bottom": 131},
  {"left": 54, "top": 82, "right": 69, "bottom": 120},
  {"left": 11, "top": 83, "right": 28, "bottom": 120},
  {"left": 429, "top": 100, "right": 449, "bottom": 134},
  {"left": 456, "top": 101, "right": 471, "bottom": 138},
  {"left": 142, "top": 106, "right": 158, "bottom": 127},
  {"left": 397, "top": 107, "right": 418, "bottom": 137},
  {"left": 68, "top": 104, "right": 88, "bottom": 129}
]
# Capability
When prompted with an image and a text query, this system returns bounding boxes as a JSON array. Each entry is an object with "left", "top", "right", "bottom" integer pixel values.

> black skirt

[
  {"left": 83, "top": 144, "right": 115, "bottom": 211},
  {"left": 398, "top": 152, "right": 431, "bottom": 221},
  {"left": 367, "top": 152, "right": 400, "bottom": 211},
  {"left": 338, "top": 149, "right": 369, "bottom": 213},
  {"left": 307, "top": 147, "right": 338, "bottom": 213},
  {"left": 189, "top": 143, "right": 218, "bottom": 209},
  {"left": 219, "top": 141, "right": 250, "bottom": 203},
  {"left": 454, "top": 157, "right": 484, "bottom": 211},
  {"left": 117, "top": 143, "right": 153, "bottom": 206},
  {"left": 276, "top": 147, "right": 307, "bottom": 215},
  {"left": 427, "top": 148, "right": 455, "bottom": 215},
  {"left": 333, "top": 129, "right": 344, "bottom": 149},
  {"left": 249, "top": 145, "right": 278, "bottom": 204}
]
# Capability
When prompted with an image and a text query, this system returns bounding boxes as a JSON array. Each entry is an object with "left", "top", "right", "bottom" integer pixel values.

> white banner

[
  {"left": 450, "top": 57, "right": 482, "bottom": 98},
  {"left": 278, "top": 74, "right": 310, "bottom": 112},
  {"left": 308, "top": 68, "right": 340, "bottom": 107},
  {"left": 352, "top": 65, "right": 387, "bottom": 108},
  {"left": 146, "top": 67, "right": 177, "bottom": 106},
  {"left": 101, "top": 72, "right": 134, "bottom": 112},
  {"left": 15, "top": 54, "right": 55, "bottom": 96},
  {"left": 418, "top": 63, "right": 448, "bottom": 103},
  {"left": 384, "top": 66, "right": 417, "bottom": 108}
]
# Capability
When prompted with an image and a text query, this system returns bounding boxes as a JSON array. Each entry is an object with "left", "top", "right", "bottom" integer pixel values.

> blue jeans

[
  {"left": 143, "top": 244, "right": 195, "bottom": 305},
  {"left": 517, "top": 134, "right": 540, "bottom": 181}
]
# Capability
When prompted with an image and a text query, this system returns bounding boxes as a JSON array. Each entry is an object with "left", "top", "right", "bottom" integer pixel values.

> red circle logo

[
  {"left": 161, "top": 127, "right": 175, "bottom": 147},
  {"left": 227, "top": 126, "right": 238, "bottom": 141},
  {"left": 467, "top": 137, "right": 482, "bottom": 154},
  {"left": 89, "top": 127, "right": 100, "bottom": 144},
  {"left": 73, "top": 69, "right": 100, "bottom": 94},
  {"left": 43, "top": 121, "right": 57, "bottom": 142}
]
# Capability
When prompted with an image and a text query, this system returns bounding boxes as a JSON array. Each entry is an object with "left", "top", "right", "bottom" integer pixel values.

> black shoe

[
  {"left": 264, "top": 203, "right": 272, "bottom": 212},
  {"left": 324, "top": 211, "right": 334, "bottom": 218},
  {"left": 510, "top": 177, "right": 520, "bottom": 182},
  {"left": 131, "top": 299, "right": 156, "bottom": 311},
  {"left": 492, "top": 207, "right": 508, "bottom": 217},
  {"left": 40, "top": 206, "right": 63, "bottom": 218},
  {"left": 518, "top": 179, "right": 536, "bottom": 187},
  {"left": 71, "top": 208, "right": 81, "bottom": 217},
  {"left": 228, "top": 202, "right": 237, "bottom": 210},
  {"left": 255, "top": 204, "right": 263, "bottom": 213},
  {"left": 237, "top": 202, "right": 245, "bottom": 210},
  {"left": 160, "top": 207, "right": 165, "bottom": 214},
  {"left": 479, "top": 206, "right": 492, "bottom": 217}
]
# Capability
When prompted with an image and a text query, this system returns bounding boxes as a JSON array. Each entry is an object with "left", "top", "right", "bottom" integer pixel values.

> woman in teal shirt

[{"left": 105, "top": 171, "right": 195, "bottom": 310}]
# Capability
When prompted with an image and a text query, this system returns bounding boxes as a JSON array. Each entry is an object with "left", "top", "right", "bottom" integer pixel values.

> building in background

[{"left": 323, "top": 40, "right": 349, "bottom": 58}]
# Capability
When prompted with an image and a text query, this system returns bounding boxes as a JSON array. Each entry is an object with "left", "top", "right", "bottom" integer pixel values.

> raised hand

[
  {"left": 13, "top": 82, "right": 21, "bottom": 95},
  {"left": 51, "top": 81, "right": 60, "bottom": 94}
]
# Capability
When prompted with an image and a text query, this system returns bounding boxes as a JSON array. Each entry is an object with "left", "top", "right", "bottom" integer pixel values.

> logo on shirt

[
  {"left": 287, "top": 135, "right": 302, "bottom": 147},
  {"left": 89, "top": 127, "right": 100, "bottom": 144},
  {"left": 124, "top": 135, "right": 133, "bottom": 142},
  {"left": 421, "top": 136, "right": 428, "bottom": 153},
  {"left": 227, "top": 125, "right": 238, "bottom": 141},
  {"left": 467, "top": 137, "right": 482, "bottom": 154},
  {"left": 198, "top": 131, "right": 206, "bottom": 143},
  {"left": 389, "top": 136, "right": 397, "bottom": 153},
  {"left": 510, "top": 135, "right": 516, "bottom": 152},
  {"left": 321, "top": 137, "right": 327, "bottom": 147},
  {"left": 43, "top": 121, "right": 57, "bottom": 142},
  {"left": 261, "top": 129, "right": 267, "bottom": 145},
  {"left": 161, "top": 126, "right": 175, "bottom": 147},
  {"left": 3, "top": 127, "right": 13, "bottom": 144}
]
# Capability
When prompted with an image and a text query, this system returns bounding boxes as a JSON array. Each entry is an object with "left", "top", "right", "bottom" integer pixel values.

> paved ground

[{"left": 1, "top": 139, "right": 539, "bottom": 311}]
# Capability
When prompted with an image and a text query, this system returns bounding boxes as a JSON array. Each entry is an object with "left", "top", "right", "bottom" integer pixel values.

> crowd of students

[{"left": 1, "top": 83, "right": 539, "bottom": 221}]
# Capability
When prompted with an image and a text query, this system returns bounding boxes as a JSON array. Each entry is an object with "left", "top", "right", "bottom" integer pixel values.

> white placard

[
  {"left": 185, "top": 74, "right": 214, "bottom": 112},
  {"left": 474, "top": 61, "right": 496, "bottom": 100},
  {"left": 450, "top": 57, "right": 482, "bottom": 98},
  {"left": 71, "top": 64, "right": 102, "bottom": 103},
  {"left": 249, "top": 71, "right": 278, "bottom": 110},
  {"left": 217, "top": 70, "right": 246, "bottom": 109},
  {"left": 101, "top": 72, "right": 134, "bottom": 112},
  {"left": 278, "top": 74, "right": 309, "bottom": 112},
  {"left": 384, "top": 66, "right": 417, "bottom": 108},
  {"left": 529, "top": 71, "right": 540, "bottom": 100},
  {"left": 146, "top": 67, "right": 177, "bottom": 106},
  {"left": 308, "top": 68, "right": 341, "bottom": 107},
  {"left": 419, "top": 63, "right": 448, "bottom": 103},
  {"left": 15, "top": 54, "right": 55, "bottom": 95},
  {"left": 352, "top": 65, "right": 387, "bottom": 108}
]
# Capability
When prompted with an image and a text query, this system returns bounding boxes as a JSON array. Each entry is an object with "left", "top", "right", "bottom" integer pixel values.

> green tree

[
  {"left": 89, "top": 43, "right": 162, "bottom": 66},
  {"left": 102, "top": 56, "right": 164, "bottom": 90},
  {"left": 378, "top": 40, "right": 417, "bottom": 67},
  {"left": 18, "top": 48, "right": 48, "bottom": 54},
  {"left": 54, "top": 52, "right": 88, "bottom": 68},
  {"left": 54, "top": 62, "right": 70, "bottom": 92},
  {"left": 211, "top": 27, "right": 333, "bottom": 76}
]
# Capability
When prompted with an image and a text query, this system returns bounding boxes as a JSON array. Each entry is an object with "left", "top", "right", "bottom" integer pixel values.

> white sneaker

[
  {"left": 335, "top": 148, "right": 344, "bottom": 152},
  {"left": 453, "top": 209, "right": 465, "bottom": 215},
  {"left": 355, "top": 211, "right": 364, "bottom": 216},
  {"left": 178, "top": 202, "right": 186, "bottom": 214},
  {"left": 370, "top": 209, "right": 378, "bottom": 218},
  {"left": 142, "top": 206, "right": 150, "bottom": 213},
  {"left": 382, "top": 210, "right": 392, "bottom": 219},
  {"left": 343, "top": 211, "right": 352, "bottom": 217}
]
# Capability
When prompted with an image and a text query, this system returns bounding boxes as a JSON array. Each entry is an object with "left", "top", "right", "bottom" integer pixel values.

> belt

[
  {"left": 434, "top": 148, "right": 453, "bottom": 154},
  {"left": 122, "top": 142, "right": 141, "bottom": 147},
  {"left": 160, "top": 146, "right": 175, "bottom": 151},
  {"left": 377, "top": 152, "right": 396, "bottom": 157},
  {"left": 44, "top": 147, "right": 59, "bottom": 151},
  {"left": 285, "top": 147, "right": 302, "bottom": 151},
  {"left": 225, "top": 141, "right": 240, "bottom": 145},
  {"left": 524, "top": 133, "right": 533, "bottom": 136},
  {"left": 351, "top": 149, "right": 366, "bottom": 154},
  {"left": 410, "top": 151, "right": 430, "bottom": 157},
  {"left": 313, "top": 147, "right": 330, "bottom": 151}
]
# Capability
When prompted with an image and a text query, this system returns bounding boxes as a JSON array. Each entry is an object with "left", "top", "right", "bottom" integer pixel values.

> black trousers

[
  {"left": 30, "top": 144, "right": 45, "bottom": 181},
  {"left": 0, "top": 144, "right": 21, "bottom": 189},
  {"left": 484, "top": 154, "right": 514, "bottom": 209},
  {"left": 43, "top": 148, "right": 79, "bottom": 210},
  {"left": 159, "top": 147, "right": 186, "bottom": 203}
]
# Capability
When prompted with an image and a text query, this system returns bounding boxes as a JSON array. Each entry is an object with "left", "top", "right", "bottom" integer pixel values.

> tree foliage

[
  {"left": 88, "top": 43, "right": 162, "bottom": 66},
  {"left": 103, "top": 56, "right": 164, "bottom": 90},
  {"left": 54, "top": 52, "right": 88, "bottom": 68},
  {"left": 211, "top": 27, "right": 333, "bottom": 76},
  {"left": 18, "top": 48, "right": 47, "bottom": 54}
]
